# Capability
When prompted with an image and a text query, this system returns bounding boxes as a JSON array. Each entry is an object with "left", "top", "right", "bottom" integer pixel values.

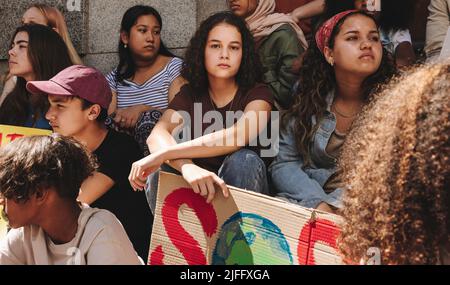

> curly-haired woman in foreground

[{"left": 339, "top": 62, "right": 450, "bottom": 265}]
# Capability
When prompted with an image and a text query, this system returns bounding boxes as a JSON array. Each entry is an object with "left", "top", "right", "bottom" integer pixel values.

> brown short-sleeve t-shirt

[{"left": 168, "top": 83, "right": 274, "bottom": 173}]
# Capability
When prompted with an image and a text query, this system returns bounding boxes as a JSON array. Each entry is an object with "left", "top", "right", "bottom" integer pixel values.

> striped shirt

[{"left": 106, "top": 57, "right": 183, "bottom": 109}]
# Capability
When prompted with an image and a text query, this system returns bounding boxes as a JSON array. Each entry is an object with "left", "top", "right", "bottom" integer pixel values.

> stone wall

[{"left": 0, "top": 0, "right": 228, "bottom": 89}]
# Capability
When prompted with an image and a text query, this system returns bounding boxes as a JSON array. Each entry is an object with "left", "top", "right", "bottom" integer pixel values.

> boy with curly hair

[{"left": 0, "top": 134, "right": 142, "bottom": 265}]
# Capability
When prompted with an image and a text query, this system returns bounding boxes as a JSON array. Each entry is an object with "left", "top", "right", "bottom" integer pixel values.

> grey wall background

[{"left": 0, "top": 0, "right": 228, "bottom": 84}]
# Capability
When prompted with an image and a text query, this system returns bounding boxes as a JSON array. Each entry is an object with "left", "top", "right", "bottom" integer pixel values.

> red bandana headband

[{"left": 315, "top": 10, "right": 358, "bottom": 55}]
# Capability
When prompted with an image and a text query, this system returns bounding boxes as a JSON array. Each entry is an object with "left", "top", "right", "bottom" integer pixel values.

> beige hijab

[{"left": 245, "top": 0, "right": 308, "bottom": 49}]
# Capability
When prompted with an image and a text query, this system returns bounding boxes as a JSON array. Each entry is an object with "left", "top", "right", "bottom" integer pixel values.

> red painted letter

[
  {"left": 149, "top": 188, "right": 218, "bottom": 265},
  {"left": 298, "top": 218, "right": 340, "bottom": 265},
  {"left": 6, "top": 134, "right": 24, "bottom": 143}
]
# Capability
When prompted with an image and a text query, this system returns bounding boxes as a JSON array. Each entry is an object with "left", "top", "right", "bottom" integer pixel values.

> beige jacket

[{"left": 425, "top": 0, "right": 450, "bottom": 61}]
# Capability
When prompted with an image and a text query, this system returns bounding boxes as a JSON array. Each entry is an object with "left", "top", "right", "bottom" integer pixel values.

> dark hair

[
  {"left": 339, "top": 62, "right": 450, "bottom": 265},
  {"left": 182, "top": 11, "right": 263, "bottom": 94},
  {"left": 81, "top": 99, "right": 108, "bottom": 123},
  {"left": 324, "top": 0, "right": 355, "bottom": 19},
  {"left": 324, "top": 0, "right": 413, "bottom": 32},
  {"left": 284, "top": 11, "right": 396, "bottom": 166},
  {"left": 0, "top": 24, "right": 72, "bottom": 126},
  {"left": 378, "top": 0, "right": 413, "bottom": 32},
  {"left": 0, "top": 134, "right": 97, "bottom": 203},
  {"left": 116, "top": 5, "right": 174, "bottom": 84}
]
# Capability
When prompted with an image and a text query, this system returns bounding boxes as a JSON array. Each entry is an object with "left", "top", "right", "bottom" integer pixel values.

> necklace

[
  {"left": 332, "top": 102, "right": 360, "bottom": 119},
  {"left": 208, "top": 87, "right": 238, "bottom": 112}
]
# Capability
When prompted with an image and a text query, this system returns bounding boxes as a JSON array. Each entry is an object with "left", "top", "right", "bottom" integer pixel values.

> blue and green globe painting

[{"left": 212, "top": 212, "right": 293, "bottom": 265}]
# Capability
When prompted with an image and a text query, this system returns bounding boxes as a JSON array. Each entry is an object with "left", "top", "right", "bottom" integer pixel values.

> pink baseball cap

[{"left": 26, "top": 65, "right": 112, "bottom": 109}]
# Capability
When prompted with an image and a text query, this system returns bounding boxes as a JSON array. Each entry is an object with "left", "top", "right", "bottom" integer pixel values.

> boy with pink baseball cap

[{"left": 26, "top": 65, "right": 153, "bottom": 261}]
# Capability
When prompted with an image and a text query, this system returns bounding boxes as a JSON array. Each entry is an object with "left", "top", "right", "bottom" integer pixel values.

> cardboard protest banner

[
  {"left": 148, "top": 172, "right": 343, "bottom": 265},
  {"left": 0, "top": 125, "right": 52, "bottom": 239},
  {"left": 0, "top": 124, "right": 52, "bottom": 148}
]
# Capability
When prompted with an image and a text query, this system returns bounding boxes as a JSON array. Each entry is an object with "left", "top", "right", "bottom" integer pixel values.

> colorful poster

[
  {"left": 0, "top": 124, "right": 52, "bottom": 148},
  {"left": 0, "top": 125, "right": 52, "bottom": 240},
  {"left": 149, "top": 172, "right": 343, "bottom": 265}
]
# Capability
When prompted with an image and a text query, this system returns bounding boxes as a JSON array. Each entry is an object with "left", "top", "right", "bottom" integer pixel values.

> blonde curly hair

[{"left": 338, "top": 62, "right": 450, "bottom": 265}]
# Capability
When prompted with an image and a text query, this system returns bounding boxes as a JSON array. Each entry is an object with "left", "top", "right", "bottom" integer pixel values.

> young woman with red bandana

[{"left": 270, "top": 11, "right": 396, "bottom": 214}]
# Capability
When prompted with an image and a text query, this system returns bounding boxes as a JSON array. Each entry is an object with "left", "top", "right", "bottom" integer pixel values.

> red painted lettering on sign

[
  {"left": 149, "top": 188, "right": 218, "bottom": 265},
  {"left": 298, "top": 218, "right": 341, "bottom": 265},
  {"left": 149, "top": 245, "right": 165, "bottom": 265},
  {"left": 6, "top": 134, "right": 25, "bottom": 142}
]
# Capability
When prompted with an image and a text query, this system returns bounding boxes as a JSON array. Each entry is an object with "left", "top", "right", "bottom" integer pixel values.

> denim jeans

[{"left": 145, "top": 149, "right": 269, "bottom": 214}]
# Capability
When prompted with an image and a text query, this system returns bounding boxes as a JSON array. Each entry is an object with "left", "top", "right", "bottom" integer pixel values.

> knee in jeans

[
  {"left": 225, "top": 149, "right": 265, "bottom": 170},
  {"left": 145, "top": 172, "right": 160, "bottom": 214}
]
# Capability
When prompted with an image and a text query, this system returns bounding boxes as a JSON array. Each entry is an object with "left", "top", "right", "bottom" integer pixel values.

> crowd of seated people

[{"left": 0, "top": 1, "right": 448, "bottom": 265}]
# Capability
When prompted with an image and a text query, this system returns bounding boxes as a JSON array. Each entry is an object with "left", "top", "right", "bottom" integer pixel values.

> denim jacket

[{"left": 269, "top": 92, "right": 343, "bottom": 209}]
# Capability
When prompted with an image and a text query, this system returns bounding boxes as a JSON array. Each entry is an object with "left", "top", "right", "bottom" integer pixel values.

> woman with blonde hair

[
  {"left": 21, "top": 3, "right": 82, "bottom": 64},
  {"left": 1, "top": 4, "right": 81, "bottom": 106},
  {"left": 339, "top": 62, "right": 449, "bottom": 265}
]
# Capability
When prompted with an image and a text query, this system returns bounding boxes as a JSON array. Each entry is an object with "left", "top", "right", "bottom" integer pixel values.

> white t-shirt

[
  {"left": 381, "top": 29, "right": 413, "bottom": 55},
  {"left": 0, "top": 206, "right": 144, "bottom": 265}
]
